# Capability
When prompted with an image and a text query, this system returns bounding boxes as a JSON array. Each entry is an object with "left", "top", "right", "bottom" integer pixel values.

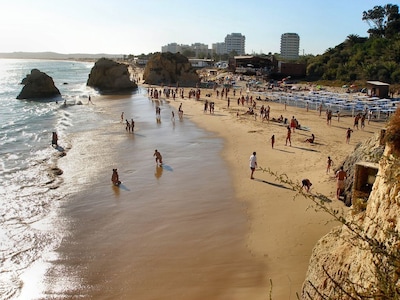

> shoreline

[{"left": 154, "top": 83, "right": 385, "bottom": 298}]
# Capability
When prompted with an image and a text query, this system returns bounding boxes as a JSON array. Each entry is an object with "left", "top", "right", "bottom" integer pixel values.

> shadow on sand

[
  {"left": 291, "top": 146, "right": 320, "bottom": 152},
  {"left": 254, "top": 178, "right": 293, "bottom": 190}
]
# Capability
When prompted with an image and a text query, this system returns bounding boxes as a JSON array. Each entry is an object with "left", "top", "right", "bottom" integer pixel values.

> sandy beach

[
  {"left": 42, "top": 81, "right": 386, "bottom": 300},
  {"left": 159, "top": 83, "right": 385, "bottom": 298}
]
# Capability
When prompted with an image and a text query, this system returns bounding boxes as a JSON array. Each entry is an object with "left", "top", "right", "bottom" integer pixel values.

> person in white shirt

[{"left": 249, "top": 152, "right": 257, "bottom": 179}]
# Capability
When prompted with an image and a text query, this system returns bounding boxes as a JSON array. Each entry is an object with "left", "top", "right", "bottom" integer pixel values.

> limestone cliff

[
  {"left": 302, "top": 113, "right": 400, "bottom": 299},
  {"left": 17, "top": 69, "right": 61, "bottom": 99},
  {"left": 337, "top": 132, "right": 385, "bottom": 206},
  {"left": 87, "top": 58, "right": 137, "bottom": 94},
  {"left": 143, "top": 52, "right": 199, "bottom": 87}
]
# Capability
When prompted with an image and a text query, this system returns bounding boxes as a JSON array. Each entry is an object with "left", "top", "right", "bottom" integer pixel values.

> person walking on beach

[
  {"left": 290, "top": 116, "right": 296, "bottom": 132},
  {"left": 354, "top": 114, "right": 360, "bottom": 130},
  {"left": 361, "top": 114, "right": 366, "bottom": 130},
  {"left": 51, "top": 131, "right": 58, "bottom": 147},
  {"left": 368, "top": 110, "right": 373, "bottom": 124},
  {"left": 335, "top": 166, "right": 347, "bottom": 199},
  {"left": 121, "top": 112, "right": 124, "bottom": 123},
  {"left": 326, "top": 110, "right": 332, "bottom": 125},
  {"left": 271, "top": 134, "right": 275, "bottom": 149},
  {"left": 346, "top": 127, "right": 353, "bottom": 144},
  {"left": 154, "top": 149, "right": 163, "bottom": 165},
  {"left": 249, "top": 151, "right": 257, "bottom": 180},
  {"left": 326, "top": 156, "right": 333, "bottom": 173},
  {"left": 285, "top": 126, "right": 292, "bottom": 146},
  {"left": 87, "top": 95, "right": 93, "bottom": 105}
]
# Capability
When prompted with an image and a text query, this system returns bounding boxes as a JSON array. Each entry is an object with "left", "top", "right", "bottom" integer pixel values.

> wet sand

[{"left": 44, "top": 91, "right": 268, "bottom": 299}]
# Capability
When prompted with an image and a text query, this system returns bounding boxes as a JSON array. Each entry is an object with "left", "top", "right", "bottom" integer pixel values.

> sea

[{"left": 0, "top": 59, "right": 265, "bottom": 299}]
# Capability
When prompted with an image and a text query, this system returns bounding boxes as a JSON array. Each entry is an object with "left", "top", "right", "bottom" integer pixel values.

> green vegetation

[{"left": 304, "top": 4, "right": 400, "bottom": 89}]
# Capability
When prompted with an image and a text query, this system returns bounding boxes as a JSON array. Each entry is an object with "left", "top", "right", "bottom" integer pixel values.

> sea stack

[
  {"left": 17, "top": 69, "right": 61, "bottom": 99},
  {"left": 143, "top": 52, "right": 200, "bottom": 87},
  {"left": 87, "top": 58, "right": 137, "bottom": 94}
]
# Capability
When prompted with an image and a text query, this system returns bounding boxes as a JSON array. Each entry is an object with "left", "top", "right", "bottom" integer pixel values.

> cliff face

[
  {"left": 143, "top": 52, "right": 199, "bottom": 87},
  {"left": 17, "top": 69, "right": 61, "bottom": 99},
  {"left": 302, "top": 135, "right": 400, "bottom": 299},
  {"left": 339, "top": 133, "right": 385, "bottom": 206},
  {"left": 87, "top": 58, "right": 137, "bottom": 94}
]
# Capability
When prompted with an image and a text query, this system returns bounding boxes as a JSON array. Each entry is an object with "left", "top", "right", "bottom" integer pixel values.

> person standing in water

[
  {"left": 111, "top": 169, "right": 121, "bottom": 186},
  {"left": 52, "top": 132, "right": 58, "bottom": 147},
  {"left": 131, "top": 119, "right": 135, "bottom": 133},
  {"left": 153, "top": 149, "right": 163, "bottom": 165}
]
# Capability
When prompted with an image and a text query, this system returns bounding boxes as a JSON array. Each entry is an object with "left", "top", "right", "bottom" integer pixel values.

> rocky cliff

[
  {"left": 302, "top": 112, "right": 400, "bottom": 299},
  {"left": 143, "top": 52, "right": 199, "bottom": 87},
  {"left": 17, "top": 69, "right": 61, "bottom": 99},
  {"left": 337, "top": 132, "right": 385, "bottom": 206},
  {"left": 87, "top": 58, "right": 137, "bottom": 94}
]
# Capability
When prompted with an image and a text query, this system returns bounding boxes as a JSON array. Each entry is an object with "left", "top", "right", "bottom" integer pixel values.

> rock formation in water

[
  {"left": 302, "top": 111, "right": 400, "bottom": 299},
  {"left": 143, "top": 52, "right": 199, "bottom": 87},
  {"left": 17, "top": 69, "right": 61, "bottom": 99},
  {"left": 87, "top": 58, "right": 137, "bottom": 94}
]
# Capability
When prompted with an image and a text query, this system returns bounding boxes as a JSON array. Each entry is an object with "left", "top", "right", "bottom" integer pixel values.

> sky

[{"left": 0, "top": 0, "right": 394, "bottom": 56}]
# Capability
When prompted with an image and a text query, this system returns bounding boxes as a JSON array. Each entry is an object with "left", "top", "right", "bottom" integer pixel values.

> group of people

[
  {"left": 125, "top": 118, "right": 135, "bottom": 132},
  {"left": 249, "top": 151, "right": 347, "bottom": 200},
  {"left": 111, "top": 149, "right": 163, "bottom": 186},
  {"left": 302, "top": 165, "right": 346, "bottom": 197},
  {"left": 204, "top": 100, "right": 215, "bottom": 114}
]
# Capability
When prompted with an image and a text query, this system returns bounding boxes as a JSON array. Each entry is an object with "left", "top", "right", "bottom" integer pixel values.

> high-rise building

[
  {"left": 280, "top": 33, "right": 300, "bottom": 60},
  {"left": 161, "top": 43, "right": 183, "bottom": 53},
  {"left": 225, "top": 33, "right": 245, "bottom": 55},
  {"left": 211, "top": 42, "right": 226, "bottom": 55}
]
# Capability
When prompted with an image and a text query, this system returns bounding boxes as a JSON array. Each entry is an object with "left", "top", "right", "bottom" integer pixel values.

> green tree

[{"left": 363, "top": 4, "right": 400, "bottom": 38}]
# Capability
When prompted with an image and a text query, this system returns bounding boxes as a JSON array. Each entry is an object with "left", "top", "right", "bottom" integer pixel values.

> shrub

[{"left": 384, "top": 108, "right": 400, "bottom": 155}]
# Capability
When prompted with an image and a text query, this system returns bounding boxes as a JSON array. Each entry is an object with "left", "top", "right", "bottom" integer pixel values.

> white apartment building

[
  {"left": 225, "top": 33, "right": 245, "bottom": 55},
  {"left": 161, "top": 33, "right": 246, "bottom": 57},
  {"left": 191, "top": 43, "right": 209, "bottom": 57},
  {"left": 212, "top": 42, "right": 226, "bottom": 55},
  {"left": 280, "top": 33, "right": 300, "bottom": 60},
  {"left": 161, "top": 42, "right": 208, "bottom": 57},
  {"left": 161, "top": 43, "right": 183, "bottom": 53}
]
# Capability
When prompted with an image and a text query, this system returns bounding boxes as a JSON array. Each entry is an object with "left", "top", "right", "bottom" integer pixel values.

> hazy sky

[{"left": 0, "top": 0, "right": 393, "bottom": 55}]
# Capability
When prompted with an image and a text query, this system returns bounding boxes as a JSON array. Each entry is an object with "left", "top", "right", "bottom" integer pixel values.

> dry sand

[{"left": 150, "top": 83, "right": 385, "bottom": 298}]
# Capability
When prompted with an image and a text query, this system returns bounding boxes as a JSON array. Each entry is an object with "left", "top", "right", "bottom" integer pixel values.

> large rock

[
  {"left": 87, "top": 58, "right": 137, "bottom": 94},
  {"left": 302, "top": 131, "right": 400, "bottom": 299},
  {"left": 143, "top": 52, "right": 199, "bottom": 87},
  {"left": 17, "top": 69, "right": 61, "bottom": 99}
]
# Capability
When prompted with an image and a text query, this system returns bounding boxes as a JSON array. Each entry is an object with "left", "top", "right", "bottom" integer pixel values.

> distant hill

[{"left": 0, "top": 52, "right": 124, "bottom": 60}]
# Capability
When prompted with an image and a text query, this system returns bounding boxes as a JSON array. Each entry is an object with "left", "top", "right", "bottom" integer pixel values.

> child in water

[
  {"left": 153, "top": 149, "right": 163, "bottom": 165},
  {"left": 111, "top": 169, "right": 121, "bottom": 186}
]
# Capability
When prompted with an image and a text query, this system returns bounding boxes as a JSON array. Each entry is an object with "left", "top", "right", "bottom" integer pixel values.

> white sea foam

[{"left": 0, "top": 59, "right": 95, "bottom": 299}]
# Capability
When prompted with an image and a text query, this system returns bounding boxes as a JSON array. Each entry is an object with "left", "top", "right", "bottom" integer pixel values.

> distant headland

[{"left": 0, "top": 51, "right": 124, "bottom": 60}]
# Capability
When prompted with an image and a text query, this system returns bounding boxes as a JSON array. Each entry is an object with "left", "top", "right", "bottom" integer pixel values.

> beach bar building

[{"left": 366, "top": 81, "right": 390, "bottom": 98}]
